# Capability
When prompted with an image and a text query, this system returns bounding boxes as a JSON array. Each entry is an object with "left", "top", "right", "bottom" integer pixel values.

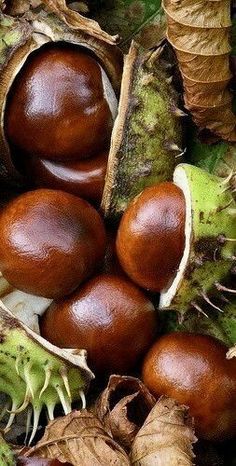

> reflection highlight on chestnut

[
  {"left": 22, "top": 151, "right": 108, "bottom": 204},
  {"left": 0, "top": 189, "right": 106, "bottom": 298},
  {"left": 116, "top": 182, "right": 186, "bottom": 292},
  {"left": 142, "top": 332, "right": 236, "bottom": 441},
  {"left": 40, "top": 274, "right": 157, "bottom": 375}
]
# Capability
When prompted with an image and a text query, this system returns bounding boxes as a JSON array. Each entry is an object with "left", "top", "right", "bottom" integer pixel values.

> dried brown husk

[
  {"left": 163, "top": 0, "right": 236, "bottom": 142},
  {"left": 0, "top": 1, "right": 122, "bottom": 185},
  {"left": 25, "top": 410, "right": 131, "bottom": 465},
  {"left": 95, "top": 375, "right": 155, "bottom": 451},
  {"left": 130, "top": 397, "right": 197, "bottom": 466}
]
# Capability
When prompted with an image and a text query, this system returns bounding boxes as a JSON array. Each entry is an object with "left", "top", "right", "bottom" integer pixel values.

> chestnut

[
  {"left": 116, "top": 182, "right": 186, "bottom": 292},
  {"left": 17, "top": 458, "right": 71, "bottom": 466},
  {"left": 21, "top": 151, "right": 108, "bottom": 204},
  {"left": 142, "top": 332, "right": 236, "bottom": 441},
  {"left": 40, "top": 274, "right": 157, "bottom": 375},
  {"left": 0, "top": 189, "right": 106, "bottom": 299},
  {"left": 5, "top": 42, "right": 113, "bottom": 162}
]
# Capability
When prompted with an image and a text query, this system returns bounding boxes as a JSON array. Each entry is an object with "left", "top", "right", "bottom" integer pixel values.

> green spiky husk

[
  {"left": 0, "top": 434, "right": 15, "bottom": 466},
  {"left": 159, "top": 297, "right": 236, "bottom": 348},
  {"left": 0, "top": 305, "right": 93, "bottom": 443},
  {"left": 160, "top": 164, "right": 236, "bottom": 314},
  {"left": 101, "top": 40, "right": 183, "bottom": 222},
  {"left": 0, "top": 3, "right": 122, "bottom": 185}
]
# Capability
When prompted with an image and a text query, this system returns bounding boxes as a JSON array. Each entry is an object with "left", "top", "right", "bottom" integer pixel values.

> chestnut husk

[
  {"left": 101, "top": 40, "right": 184, "bottom": 222},
  {"left": 0, "top": 0, "right": 123, "bottom": 186}
]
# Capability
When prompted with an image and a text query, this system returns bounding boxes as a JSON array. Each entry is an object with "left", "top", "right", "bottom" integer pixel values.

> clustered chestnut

[
  {"left": 142, "top": 332, "right": 236, "bottom": 441},
  {"left": 0, "top": 189, "right": 106, "bottom": 298},
  {"left": 5, "top": 42, "right": 115, "bottom": 203},
  {"left": 40, "top": 274, "right": 157, "bottom": 375},
  {"left": 116, "top": 182, "right": 186, "bottom": 292}
]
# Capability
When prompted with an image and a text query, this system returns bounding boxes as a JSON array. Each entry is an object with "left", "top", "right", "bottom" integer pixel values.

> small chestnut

[
  {"left": 17, "top": 458, "right": 71, "bottom": 466},
  {"left": 116, "top": 182, "right": 186, "bottom": 292},
  {"left": 40, "top": 274, "right": 157, "bottom": 375},
  {"left": 0, "top": 189, "right": 106, "bottom": 299},
  {"left": 142, "top": 332, "right": 236, "bottom": 441},
  {"left": 5, "top": 42, "right": 113, "bottom": 162},
  {"left": 20, "top": 151, "right": 108, "bottom": 204}
]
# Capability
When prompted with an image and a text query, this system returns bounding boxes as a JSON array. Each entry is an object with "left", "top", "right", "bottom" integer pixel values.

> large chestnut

[
  {"left": 116, "top": 182, "right": 185, "bottom": 292},
  {"left": 142, "top": 332, "right": 236, "bottom": 441},
  {"left": 21, "top": 151, "right": 108, "bottom": 204},
  {"left": 5, "top": 42, "right": 113, "bottom": 162},
  {"left": 0, "top": 189, "right": 106, "bottom": 298},
  {"left": 40, "top": 274, "right": 157, "bottom": 375}
]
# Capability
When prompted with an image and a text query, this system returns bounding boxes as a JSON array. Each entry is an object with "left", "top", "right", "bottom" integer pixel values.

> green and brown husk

[{"left": 101, "top": 40, "right": 183, "bottom": 222}]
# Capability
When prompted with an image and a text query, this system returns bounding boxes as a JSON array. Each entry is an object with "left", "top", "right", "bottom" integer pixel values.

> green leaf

[
  {"left": 92, "top": 0, "right": 165, "bottom": 51},
  {"left": 187, "top": 125, "right": 236, "bottom": 177}
]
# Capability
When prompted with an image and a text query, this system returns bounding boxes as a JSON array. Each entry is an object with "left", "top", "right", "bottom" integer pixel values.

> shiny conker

[
  {"left": 22, "top": 151, "right": 108, "bottom": 204},
  {"left": 0, "top": 189, "right": 106, "bottom": 298},
  {"left": 40, "top": 274, "right": 157, "bottom": 375},
  {"left": 17, "top": 458, "right": 71, "bottom": 466},
  {"left": 116, "top": 182, "right": 186, "bottom": 292},
  {"left": 142, "top": 332, "right": 236, "bottom": 441},
  {"left": 5, "top": 42, "right": 113, "bottom": 162}
]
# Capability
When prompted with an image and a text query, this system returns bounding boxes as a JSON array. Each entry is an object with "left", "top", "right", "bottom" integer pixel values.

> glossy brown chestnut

[
  {"left": 17, "top": 458, "right": 72, "bottom": 466},
  {"left": 142, "top": 332, "right": 236, "bottom": 441},
  {"left": 21, "top": 151, "right": 108, "bottom": 204},
  {"left": 116, "top": 182, "right": 185, "bottom": 292},
  {"left": 5, "top": 42, "right": 113, "bottom": 162},
  {"left": 40, "top": 274, "right": 157, "bottom": 375},
  {"left": 0, "top": 189, "right": 106, "bottom": 299}
]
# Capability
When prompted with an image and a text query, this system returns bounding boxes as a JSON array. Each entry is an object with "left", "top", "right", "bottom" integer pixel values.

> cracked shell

[
  {"left": 160, "top": 164, "right": 236, "bottom": 315},
  {"left": 0, "top": 0, "right": 122, "bottom": 185}
]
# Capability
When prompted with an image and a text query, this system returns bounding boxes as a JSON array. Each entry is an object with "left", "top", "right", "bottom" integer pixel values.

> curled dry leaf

[
  {"left": 25, "top": 410, "right": 130, "bottom": 466},
  {"left": 95, "top": 375, "right": 155, "bottom": 451},
  {"left": 163, "top": 0, "right": 236, "bottom": 142},
  {"left": 130, "top": 397, "right": 197, "bottom": 466}
]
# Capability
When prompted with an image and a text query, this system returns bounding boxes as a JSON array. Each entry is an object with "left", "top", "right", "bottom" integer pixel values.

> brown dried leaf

[
  {"left": 26, "top": 410, "right": 130, "bottom": 466},
  {"left": 163, "top": 0, "right": 236, "bottom": 142},
  {"left": 95, "top": 375, "right": 155, "bottom": 451},
  {"left": 130, "top": 397, "right": 197, "bottom": 466},
  {"left": 43, "top": 0, "right": 118, "bottom": 44}
]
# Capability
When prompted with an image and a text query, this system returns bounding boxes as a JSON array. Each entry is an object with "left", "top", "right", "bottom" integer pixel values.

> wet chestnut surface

[
  {"left": 21, "top": 151, "right": 108, "bottom": 204},
  {"left": 142, "top": 332, "right": 236, "bottom": 441},
  {"left": 5, "top": 42, "right": 113, "bottom": 162},
  {"left": 116, "top": 182, "right": 186, "bottom": 292},
  {"left": 40, "top": 274, "right": 157, "bottom": 375},
  {"left": 0, "top": 189, "right": 106, "bottom": 298}
]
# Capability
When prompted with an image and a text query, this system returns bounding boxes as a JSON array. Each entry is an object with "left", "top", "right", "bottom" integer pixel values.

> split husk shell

[
  {"left": 101, "top": 40, "right": 183, "bottom": 222},
  {"left": 0, "top": 302, "right": 94, "bottom": 444},
  {"left": 160, "top": 164, "right": 236, "bottom": 314},
  {"left": 0, "top": 0, "right": 123, "bottom": 185}
]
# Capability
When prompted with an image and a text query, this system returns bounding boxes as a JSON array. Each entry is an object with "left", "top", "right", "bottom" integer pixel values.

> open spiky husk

[
  {"left": 0, "top": 0, "right": 123, "bottom": 185},
  {"left": 0, "top": 302, "right": 94, "bottom": 444},
  {"left": 101, "top": 40, "right": 183, "bottom": 223},
  {"left": 160, "top": 164, "right": 236, "bottom": 315}
]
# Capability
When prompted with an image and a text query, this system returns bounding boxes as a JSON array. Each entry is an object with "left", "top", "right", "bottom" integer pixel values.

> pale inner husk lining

[{"left": 160, "top": 165, "right": 192, "bottom": 308}]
